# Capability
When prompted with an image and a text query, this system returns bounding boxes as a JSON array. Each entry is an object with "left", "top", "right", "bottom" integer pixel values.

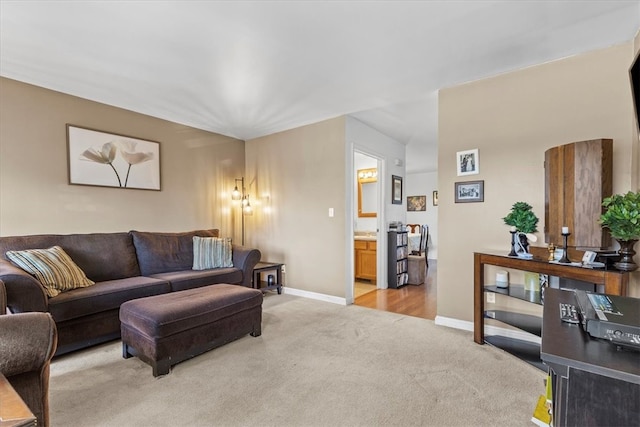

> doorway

[{"left": 353, "top": 151, "right": 382, "bottom": 299}]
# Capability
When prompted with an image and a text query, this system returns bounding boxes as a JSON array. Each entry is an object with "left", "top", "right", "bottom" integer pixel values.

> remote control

[{"left": 559, "top": 303, "right": 580, "bottom": 324}]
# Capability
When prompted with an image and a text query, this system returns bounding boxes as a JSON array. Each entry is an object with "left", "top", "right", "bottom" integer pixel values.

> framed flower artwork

[{"left": 67, "top": 124, "right": 161, "bottom": 190}]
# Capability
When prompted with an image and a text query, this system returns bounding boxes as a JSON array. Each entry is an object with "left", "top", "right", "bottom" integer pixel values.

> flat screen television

[{"left": 631, "top": 48, "right": 640, "bottom": 133}]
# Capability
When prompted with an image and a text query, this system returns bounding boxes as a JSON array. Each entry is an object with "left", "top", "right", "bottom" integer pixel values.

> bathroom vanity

[{"left": 354, "top": 234, "right": 377, "bottom": 283}]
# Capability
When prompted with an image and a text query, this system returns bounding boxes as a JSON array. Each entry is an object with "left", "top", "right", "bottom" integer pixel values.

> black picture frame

[
  {"left": 392, "top": 175, "right": 402, "bottom": 205},
  {"left": 454, "top": 180, "right": 484, "bottom": 203}
]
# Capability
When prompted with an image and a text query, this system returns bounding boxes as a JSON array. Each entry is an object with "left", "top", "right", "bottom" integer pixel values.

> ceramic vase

[
  {"left": 614, "top": 239, "right": 638, "bottom": 272},
  {"left": 518, "top": 233, "right": 529, "bottom": 254}
]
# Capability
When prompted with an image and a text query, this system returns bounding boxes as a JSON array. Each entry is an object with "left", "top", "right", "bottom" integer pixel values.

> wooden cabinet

[
  {"left": 545, "top": 138, "right": 612, "bottom": 249},
  {"left": 387, "top": 231, "right": 409, "bottom": 289},
  {"left": 354, "top": 240, "right": 377, "bottom": 282}
]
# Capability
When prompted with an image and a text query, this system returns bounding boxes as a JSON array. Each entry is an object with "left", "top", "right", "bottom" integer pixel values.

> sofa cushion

[
  {"left": 192, "top": 236, "right": 233, "bottom": 270},
  {"left": 131, "top": 229, "right": 219, "bottom": 276},
  {"left": 48, "top": 276, "right": 171, "bottom": 322},
  {"left": 150, "top": 268, "right": 242, "bottom": 292},
  {"left": 0, "top": 232, "right": 140, "bottom": 282},
  {"left": 5, "top": 246, "right": 95, "bottom": 297}
]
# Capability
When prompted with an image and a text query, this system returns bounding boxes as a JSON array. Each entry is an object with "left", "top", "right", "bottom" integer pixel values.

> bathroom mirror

[{"left": 357, "top": 168, "right": 378, "bottom": 218}]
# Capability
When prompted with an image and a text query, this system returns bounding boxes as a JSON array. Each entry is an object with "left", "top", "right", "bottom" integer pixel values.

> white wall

[
  {"left": 346, "top": 116, "right": 406, "bottom": 292},
  {"left": 405, "top": 171, "right": 438, "bottom": 259}
]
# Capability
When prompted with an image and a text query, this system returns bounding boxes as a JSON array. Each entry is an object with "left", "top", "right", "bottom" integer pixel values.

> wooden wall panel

[{"left": 545, "top": 139, "right": 612, "bottom": 249}]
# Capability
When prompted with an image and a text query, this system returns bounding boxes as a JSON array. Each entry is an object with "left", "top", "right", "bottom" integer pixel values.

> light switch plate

[{"left": 486, "top": 293, "right": 495, "bottom": 304}]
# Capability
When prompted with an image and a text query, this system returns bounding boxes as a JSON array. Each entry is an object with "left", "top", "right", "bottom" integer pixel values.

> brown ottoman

[{"left": 120, "top": 284, "right": 263, "bottom": 376}]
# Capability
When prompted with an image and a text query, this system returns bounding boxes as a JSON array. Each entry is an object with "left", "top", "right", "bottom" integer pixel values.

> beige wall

[
  {"left": 245, "top": 117, "right": 348, "bottom": 298},
  {"left": 0, "top": 77, "right": 245, "bottom": 237},
  {"left": 438, "top": 41, "right": 640, "bottom": 325}
]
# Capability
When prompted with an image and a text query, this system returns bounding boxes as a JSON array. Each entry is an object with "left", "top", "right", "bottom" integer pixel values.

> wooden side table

[
  {"left": 0, "top": 373, "right": 37, "bottom": 427},
  {"left": 252, "top": 262, "right": 284, "bottom": 294}
]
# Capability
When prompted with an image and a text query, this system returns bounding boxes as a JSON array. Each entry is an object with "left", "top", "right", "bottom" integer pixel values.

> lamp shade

[{"left": 231, "top": 186, "right": 242, "bottom": 200}]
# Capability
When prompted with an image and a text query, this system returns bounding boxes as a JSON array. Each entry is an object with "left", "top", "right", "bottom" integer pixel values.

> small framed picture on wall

[
  {"left": 392, "top": 175, "right": 403, "bottom": 205},
  {"left": 407, "top": 195, "right": 426, "bottom": 211},
  {"left": 454, "top": 180, "right": 484, "bottom": 203},
  {"left": 456, "top": 149, "right": 479, "bottom": 176}
]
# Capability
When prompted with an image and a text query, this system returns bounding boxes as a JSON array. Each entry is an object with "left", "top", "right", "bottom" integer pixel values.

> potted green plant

[
  {"left": 599, "top": 191, "right": 640, "bottom": 271},
  {"left": 503, "top": 202, "right": 539, "bottom": 256}
]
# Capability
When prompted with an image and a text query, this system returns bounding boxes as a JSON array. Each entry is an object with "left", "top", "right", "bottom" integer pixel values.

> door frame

[{"left": 351, "top": 148, "right": 385, "bottom": 303}]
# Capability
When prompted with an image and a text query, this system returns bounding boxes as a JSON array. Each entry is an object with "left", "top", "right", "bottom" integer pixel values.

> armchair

[
  {"left": 0, "top": 280, "right": 58, "bottom": 427},
  {"left": 407, "top": 225, "right": 429, "bottom": 285}
]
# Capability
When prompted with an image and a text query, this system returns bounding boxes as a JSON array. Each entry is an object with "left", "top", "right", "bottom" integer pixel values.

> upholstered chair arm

[
  {"left": 232, "top": 246, "right": 261, "bottom": 287},
  {"left": 0, "top": 312, "right": 57, "bottom": 427},
  {"left": 0, "top": 259, "right": 48, "bottom": 313}
]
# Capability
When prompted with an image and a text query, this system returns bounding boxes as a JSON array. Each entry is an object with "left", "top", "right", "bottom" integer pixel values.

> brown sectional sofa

[{"left": 0, "top": 229, "right": 261, "bottom": 356}]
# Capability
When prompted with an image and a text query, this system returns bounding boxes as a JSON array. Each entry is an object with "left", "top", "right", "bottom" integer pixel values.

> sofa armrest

[
  {"left": 0, "top": 259, "right": 48, "bottom": 313},
  {"left": 232, "top": 246, "right": 261, "bottom": 287}
]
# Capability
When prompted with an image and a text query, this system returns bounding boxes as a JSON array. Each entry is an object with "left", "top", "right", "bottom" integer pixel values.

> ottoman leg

[
  {"left": 153, "top": 359, "right": 171, "bottom": 377},
  {"left": 250, "top": 322, "right": 262, "bottom": 337},
  {"left": 122, "top": 343, "right": 133, "bottom": 359}
]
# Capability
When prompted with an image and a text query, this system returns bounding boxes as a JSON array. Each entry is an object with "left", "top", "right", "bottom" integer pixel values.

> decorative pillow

[
  {"left": 192, "top": 236, "right": 233, "bottom": 270},
  {"left": 5, "top": 246, "right": 95, "bottom": 297}
]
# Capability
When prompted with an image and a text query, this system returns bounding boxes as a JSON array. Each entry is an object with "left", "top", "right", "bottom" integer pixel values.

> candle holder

[
  {"left": 508, "top": 230, "right": 518, "bottom": 256},
  {"left": 547, "top": 243, "right": 556, "bottom": 261},
  {"left": 559, "top": 232, "right": 571, "bottom": 263}
]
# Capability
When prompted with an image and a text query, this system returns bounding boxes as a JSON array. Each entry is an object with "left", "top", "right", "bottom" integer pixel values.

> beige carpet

[{"left": 49, "top": 294, "right": 545, "bottom": 426}]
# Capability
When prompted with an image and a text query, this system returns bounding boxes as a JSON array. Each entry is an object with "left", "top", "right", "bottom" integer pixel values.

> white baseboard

[
  {"left": 434, "top": 315, "right": 473, "bottom": 331},
  {"left": 434, "top": 315, "right": 541, "bottom": 345},
  {"left": 282, "top": 287, "right": 347, "bottom": 305}
]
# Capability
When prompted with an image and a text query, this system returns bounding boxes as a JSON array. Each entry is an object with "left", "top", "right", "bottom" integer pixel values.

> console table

[
  {"left": 541, "top": 288, "right": 639, "bottom": 426},
  {"left": 474, "top": 251, "right": 629, "bottom": 345}
]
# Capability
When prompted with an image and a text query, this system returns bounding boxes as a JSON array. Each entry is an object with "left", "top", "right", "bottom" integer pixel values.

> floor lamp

[{"left": 232, "top": 177, "right": 253, "bottom": 246}]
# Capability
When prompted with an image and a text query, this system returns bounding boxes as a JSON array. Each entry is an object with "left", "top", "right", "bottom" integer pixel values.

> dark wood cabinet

[{"left": 544, "top": 138, "right": 613, "bottom": 249}]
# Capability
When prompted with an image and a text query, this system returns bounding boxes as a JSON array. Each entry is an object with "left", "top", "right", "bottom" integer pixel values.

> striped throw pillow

[
  {"left": 192, "top": 236, "right": 233, "bottom": 270},
  {"left": 6, "top": 246, "right": 95, "bottom": 297}
]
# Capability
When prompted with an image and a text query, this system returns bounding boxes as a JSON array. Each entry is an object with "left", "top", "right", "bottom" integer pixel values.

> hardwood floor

[{"left": 354, "top": 260, "right": 437, "bottom": 320}]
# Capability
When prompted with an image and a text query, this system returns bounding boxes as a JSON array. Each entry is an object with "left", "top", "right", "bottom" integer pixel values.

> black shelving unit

[
  {"left": 387, "top": 230, "right": 408, "bottom": 289},
  {"left": 484, "top": 284, "right": 544, "bottom": 370}
]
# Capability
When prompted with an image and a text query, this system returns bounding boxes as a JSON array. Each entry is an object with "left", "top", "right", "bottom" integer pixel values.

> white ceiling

[{"left": 1, "top": 1, "right": 639, "bottom": 173}]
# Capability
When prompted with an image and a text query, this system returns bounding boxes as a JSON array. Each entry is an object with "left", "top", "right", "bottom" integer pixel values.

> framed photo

[
  {"left": 67, "top": 125, "right": 161, "bottom": 190},
  {"left": 455, "top": 180, "right": 484, "bottom": 203},
  {"left": 456, "top": 148, "right": 479, "bottom": 176},
  {"left": 407, "top": 195, "right": 426, "bottom": 211},
  {"left": 433, "top": 190, "right": 438, "bottom": 206},
  {"left": 391, "top": 175, "right": 403, "bottom": 205}
]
